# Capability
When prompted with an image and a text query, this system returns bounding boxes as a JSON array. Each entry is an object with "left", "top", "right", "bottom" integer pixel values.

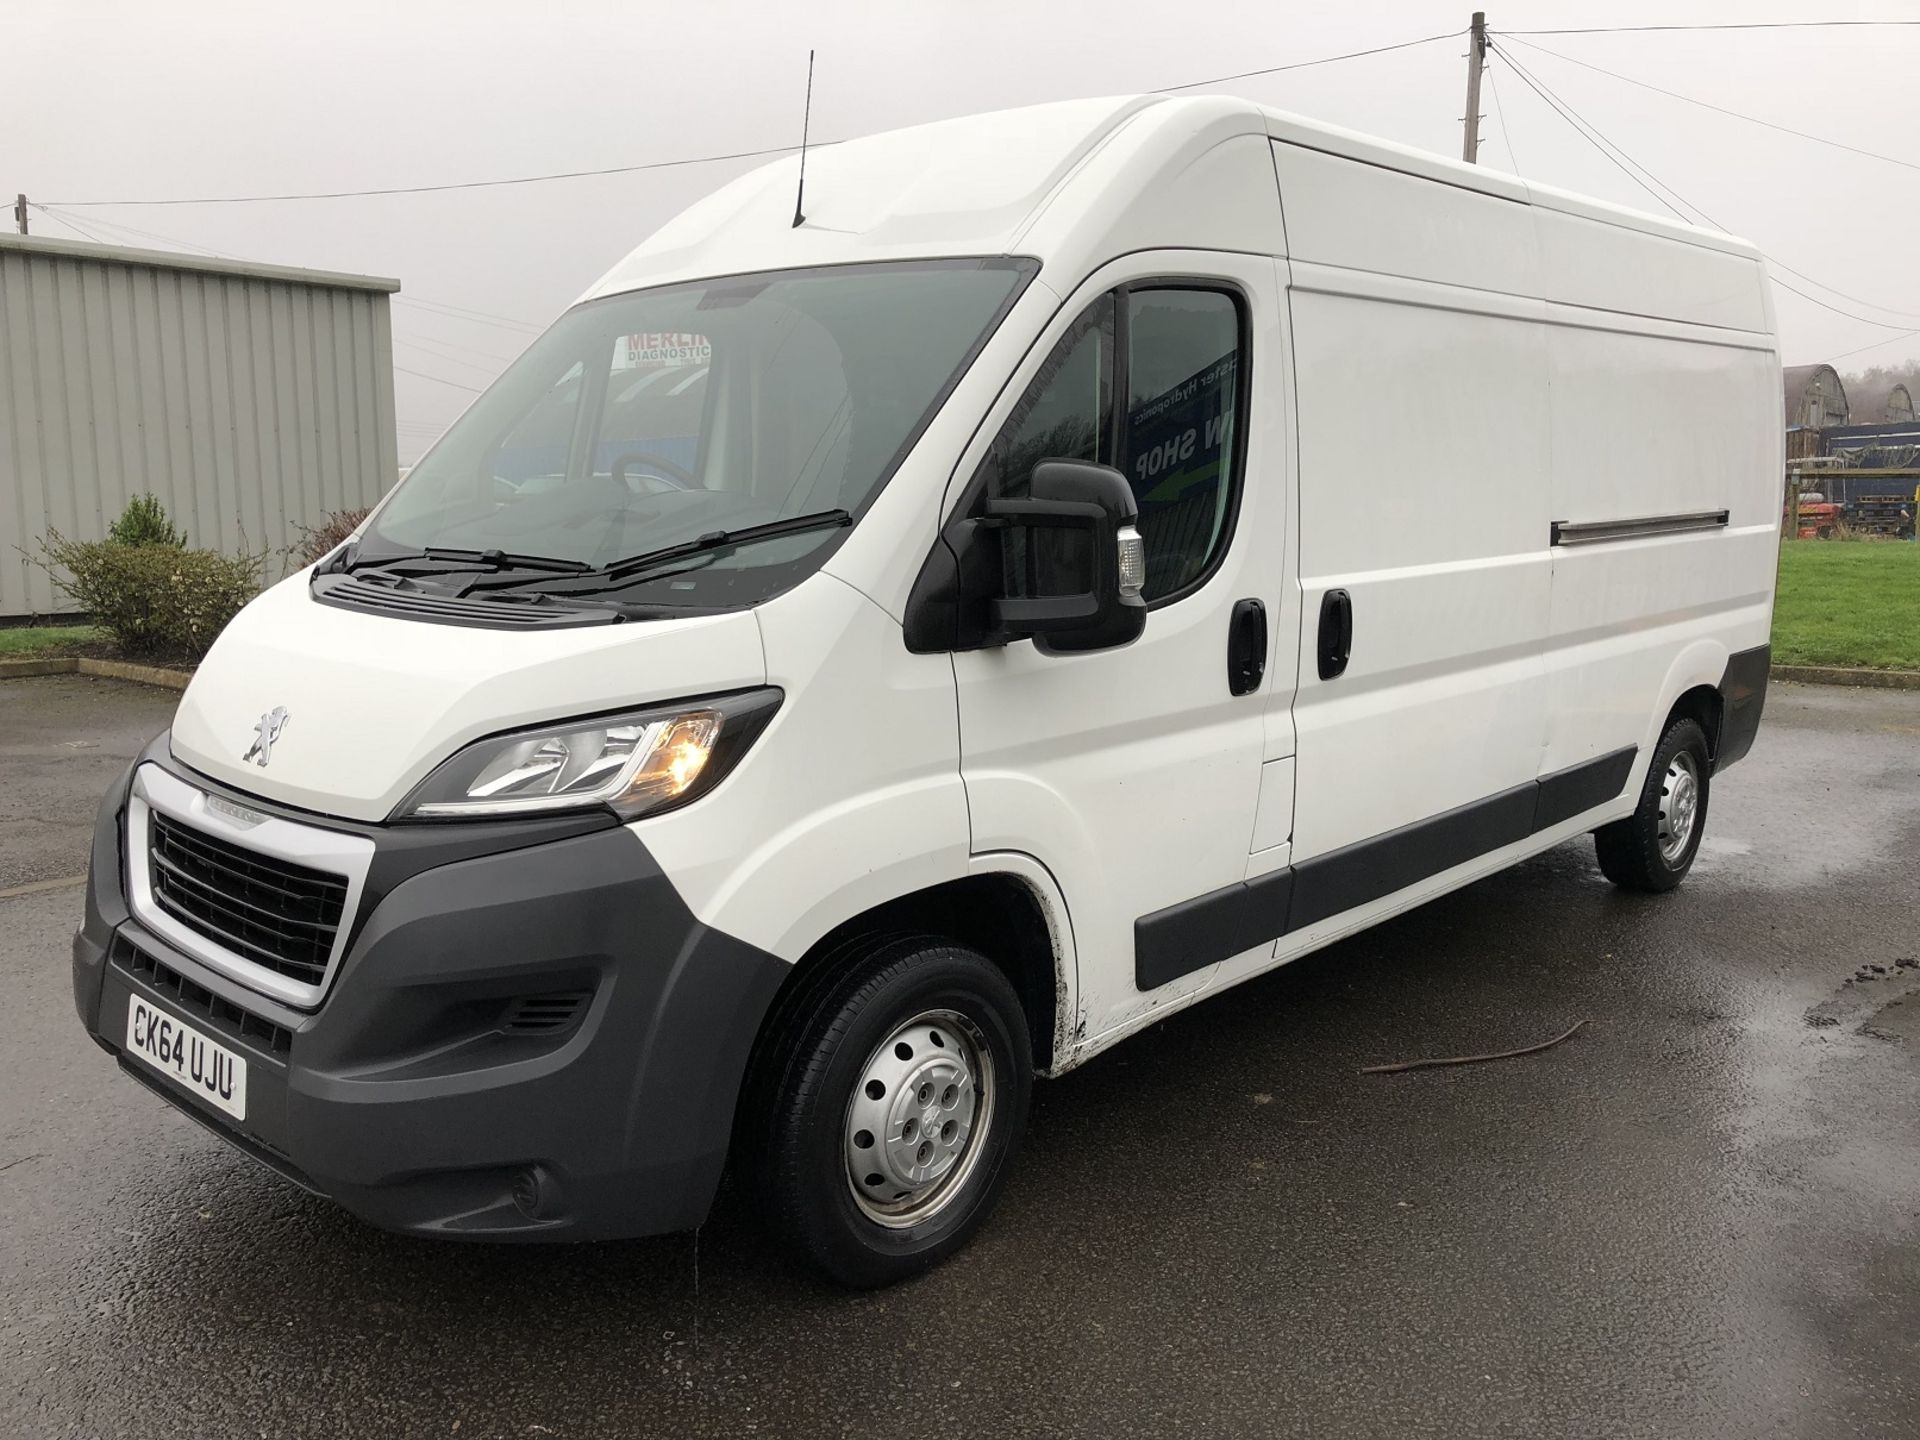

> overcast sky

[{"left": 12, "top": 0, "right": 1920, "bottom": 461}]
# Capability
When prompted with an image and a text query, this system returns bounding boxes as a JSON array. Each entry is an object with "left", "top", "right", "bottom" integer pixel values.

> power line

[
  {"left": 1489, "top": 43, "right": 1694, "bottom": 219},
  {"left": 1485, "top": 52, "right": 1522, "bottom": 176},
  {"left": 35, "top": 204, "right": 526, "bottom": 381},
  {"left": 1154, "top": 29, "right": 1461, "bottom": 93},
  {"left": 1499, "top": 33, "right": 1920, "bottom": 176},
  {"left": 27, "top": 202, "right": 113, "bottom": 245},
  {"left": 393, "top": 364, "right": 482, "bottom": 393},
  {"left": 1505, "top": 20, "right": 1920, "bottom": 35},
  {"left": 1490, "top": 42, "right": 1911, "bottom": 330},
  {"left": 36, "top": 201, "right": 507, "bottom": 387},
  {"left": 1497, "top": 44, "right": 1920, "bottom": 331},
  {"left": 30, "top": 208, "right": 514, "bottom": 398},
  {"left": 391, "top": 339, "right": 502, "bottom": 380},
  {"left": 34, "top": 205, "right": 225, "bottom": 254},
  {"left": 392, "top": 295, "right": 545, "bottom": 334},
  {"left": 1732, "top": 260, "right": 1920, "bottom": 324},
  {"left": 46, "top": 142, "right": 808, "bottom": 208},
  {"left": 1825, "top": 328, "right": 1920, "bottom": 365},
  {"left": 1489, "top": 40, "right": 1920, "bottom": 335},
  {"left": 395, "top": 329, "right": 523, "bottom": 366},
  {"left": 40, "top": 31, "right": 1459, "bottom": 208},
  {"left": 1769, "top": 276, "right": 1920, "bottom": 332},
  {"left": 33, "top": 203, "right": 553, "bottom": 336},
  {"left": 31, "top": 29, "right": 1914, "bottom": 361},
  {"left": 1490, "top": 48, "right": 1920, "bottom": 323}
]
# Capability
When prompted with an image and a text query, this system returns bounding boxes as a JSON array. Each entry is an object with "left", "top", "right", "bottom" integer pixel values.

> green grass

[
  {"left": 0, "top": 624, "right": 100, "bottom": 658},
  {"left": 1773, "top": 540, "right": 1920, "bottom": 671}
]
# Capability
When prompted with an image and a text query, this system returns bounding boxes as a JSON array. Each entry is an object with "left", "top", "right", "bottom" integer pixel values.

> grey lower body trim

[
  {"left": 1132, "top": 746, "right": 1638, "bottom": 991},
  {"left": 1134, "top": 868, "right": 1293, "bottom": 992},
  {"left": 1715, "top": 643, "right": 1770, "bottom": 772},
  {"left": 1533, "top": 745, "right": 1639, "bottom": 832},
  {"left": 1284, "top": 780, "right": 1540, "bottom": 934}
]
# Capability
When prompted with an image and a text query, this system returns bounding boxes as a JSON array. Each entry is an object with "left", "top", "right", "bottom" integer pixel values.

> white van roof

[{"left": 585, "top": 94, "right": 1760, "bottom": 301}]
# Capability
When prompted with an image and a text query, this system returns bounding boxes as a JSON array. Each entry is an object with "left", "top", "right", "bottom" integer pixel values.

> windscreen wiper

[
  {"left": 346, "top": 545, "right": 592, "bottom": 576},
  {"left": 477, "top": 509, "right": 855, "bottom": 597},
  {"left": 597, "top": 508, "right": 853, "bottom": 581}
]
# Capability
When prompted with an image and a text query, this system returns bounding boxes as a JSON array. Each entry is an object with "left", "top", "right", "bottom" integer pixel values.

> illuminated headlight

[{"left": 395, "top": 688, "right": 781, "bottom": 822}]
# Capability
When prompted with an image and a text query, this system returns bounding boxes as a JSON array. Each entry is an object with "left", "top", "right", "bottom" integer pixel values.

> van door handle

[
  {"left": 1227, "top": 598, "right": 1267, "bottom": 696},
  {"left": 1317, "top": 589, "right": 1352, "bottom": 681}
]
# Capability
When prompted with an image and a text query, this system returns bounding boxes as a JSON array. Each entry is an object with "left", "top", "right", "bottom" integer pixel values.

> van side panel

[
  {"left": 1537, "top": 272, "right": 1780, "bottom": 778},
  {"left": 1275, "top": 142, "right": 1552, "bottom": 864},
  {"left": 1269, "top": 144, "right": 1535, "bottom": 297},
  {"left": 1533, "top": 205, "right": 1771, "bottom": 333}
]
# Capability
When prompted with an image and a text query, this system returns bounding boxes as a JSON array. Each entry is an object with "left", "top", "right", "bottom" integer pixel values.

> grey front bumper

[{"left": 74, "top": 746, "right": 789, "bottom": 1241}]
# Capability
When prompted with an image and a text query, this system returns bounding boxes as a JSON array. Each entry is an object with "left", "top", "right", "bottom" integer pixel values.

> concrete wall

[{"left": 0, "top": 234, "right": 399, "bottom": 616}]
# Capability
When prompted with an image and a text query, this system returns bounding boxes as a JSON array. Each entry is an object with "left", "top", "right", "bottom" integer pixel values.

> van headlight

[{"left": 395, "top": 688, "right": 781, "bottom": 822}]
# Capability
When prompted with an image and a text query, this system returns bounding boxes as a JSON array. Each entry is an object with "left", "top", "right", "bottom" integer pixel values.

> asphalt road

[{"left": 3, "top": 673, "right": 1918, "bottom": 1439}]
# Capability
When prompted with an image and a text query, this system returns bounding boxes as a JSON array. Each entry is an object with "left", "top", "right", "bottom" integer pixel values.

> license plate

[{"left": 125, "top": 999, "right": 248, "bottom": 1121}]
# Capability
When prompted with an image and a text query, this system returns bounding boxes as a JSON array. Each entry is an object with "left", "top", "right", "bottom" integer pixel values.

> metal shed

[
  {"left": 0, "top": 233, "right": 399, "bottom": 617},
  {"left": 1781, "top": 362, "right": 1849, "bottom": 432}
]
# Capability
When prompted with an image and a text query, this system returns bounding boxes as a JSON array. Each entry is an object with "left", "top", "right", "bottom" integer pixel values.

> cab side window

[
  {"left": 1120, "top": 289, "right": 1241, "bottom": 600},
  {"left": 977, "top": 296, "right": 1114, "bottom": 499},
  {"left": 978, "top": 285, "right": 1243, "bottom": 604}
]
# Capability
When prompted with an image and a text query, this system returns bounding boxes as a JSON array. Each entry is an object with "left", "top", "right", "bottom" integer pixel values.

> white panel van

[{"left": 73, "top": 96, "right": 1780, "bottom": 1286}]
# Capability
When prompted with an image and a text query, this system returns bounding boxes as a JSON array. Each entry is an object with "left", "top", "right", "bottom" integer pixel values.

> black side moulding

[{"left": 1132, "top": 746, "right": 1640, "bottom": 990}]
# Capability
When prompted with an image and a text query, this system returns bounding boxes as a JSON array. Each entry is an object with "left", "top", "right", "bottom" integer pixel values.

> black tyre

[
  {"left": 745, "top": 936, "right": 1032, "bottom": 1288},
  {"left": 1594, "top": 716, "right": 1711, "bottom": 892}
]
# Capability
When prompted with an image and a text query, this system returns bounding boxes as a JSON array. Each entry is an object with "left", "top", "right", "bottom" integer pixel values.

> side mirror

[{"left": 983, "top": 460, "right": 1147, "bottom": 654}]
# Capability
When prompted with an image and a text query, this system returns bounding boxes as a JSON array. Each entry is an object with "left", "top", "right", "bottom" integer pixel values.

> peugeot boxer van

[{"left": 73, "top": 95, "right": 1779, "bottom": 1287}]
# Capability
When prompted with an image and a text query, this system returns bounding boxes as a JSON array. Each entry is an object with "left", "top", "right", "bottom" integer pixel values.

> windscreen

[{"left": 357, "top": 258, "right": 1033, "bottom": 610}]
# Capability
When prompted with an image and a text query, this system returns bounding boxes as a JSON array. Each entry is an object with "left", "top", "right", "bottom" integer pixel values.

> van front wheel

[
  {"left": 753, "top": 938, "right": 1032, "bottom": 1288},
  {"left": 1594, "top": 717, "right": 1711, "bottom": 892}
]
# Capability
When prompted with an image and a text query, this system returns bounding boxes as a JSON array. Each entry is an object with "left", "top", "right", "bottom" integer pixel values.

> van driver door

[{"left": 945, "top": 252, "right": 1294, "bottom": 1046}]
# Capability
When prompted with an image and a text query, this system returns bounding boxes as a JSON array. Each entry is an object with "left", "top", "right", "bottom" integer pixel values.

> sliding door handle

[{"left": 1317, "top": 589, "right": 1352, "bottom": 681}]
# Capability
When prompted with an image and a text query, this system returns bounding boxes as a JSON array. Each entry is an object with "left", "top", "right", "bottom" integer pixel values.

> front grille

[
  {"left": 148, "top": 812, "right": 348, "bottom": 987},
  {"left": 114, "top": 938, "right": 293, "bottom": 1055}
]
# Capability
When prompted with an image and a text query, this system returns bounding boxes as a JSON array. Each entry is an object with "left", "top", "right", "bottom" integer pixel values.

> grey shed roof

[
  {"left": 1782, "top": 363, "right": 1848, "bottom": 424},
  {"left": 0, "top": 232, "right": 399, "bottom": 293}
]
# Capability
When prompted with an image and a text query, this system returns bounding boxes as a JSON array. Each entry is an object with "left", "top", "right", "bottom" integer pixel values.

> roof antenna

[{"left": 792, "top": 49, "right": 815, "bottom": 229}]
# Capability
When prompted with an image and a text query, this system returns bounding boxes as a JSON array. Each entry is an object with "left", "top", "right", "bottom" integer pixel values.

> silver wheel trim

[
  {"left": 1657, "top": 749, "right": 1701, "bottom": 864},
  {"left": 843, "top": 1008, "right": 995, "bottom": 1229}
]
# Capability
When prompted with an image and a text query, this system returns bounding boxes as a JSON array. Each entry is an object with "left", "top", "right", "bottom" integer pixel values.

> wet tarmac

[{"left": 2, "top": 674, "right": 1917, "bottom": 1438}]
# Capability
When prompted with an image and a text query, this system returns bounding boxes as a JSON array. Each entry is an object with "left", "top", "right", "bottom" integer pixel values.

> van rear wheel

[
  {"left": 1594, "top": 717, "right": 1711, "bottom": 892},
  {"left": 750, "top": 937, "right": 1032, "bottom": 1288}
]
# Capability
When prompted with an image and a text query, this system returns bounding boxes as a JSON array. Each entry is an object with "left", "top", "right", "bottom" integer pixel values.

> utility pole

[
  {"left": 1462, "top": 12, "right": 1487, "bottom": 164},
  {"left": 13, "top": 194, "right": 26, "bottom": 235}
]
